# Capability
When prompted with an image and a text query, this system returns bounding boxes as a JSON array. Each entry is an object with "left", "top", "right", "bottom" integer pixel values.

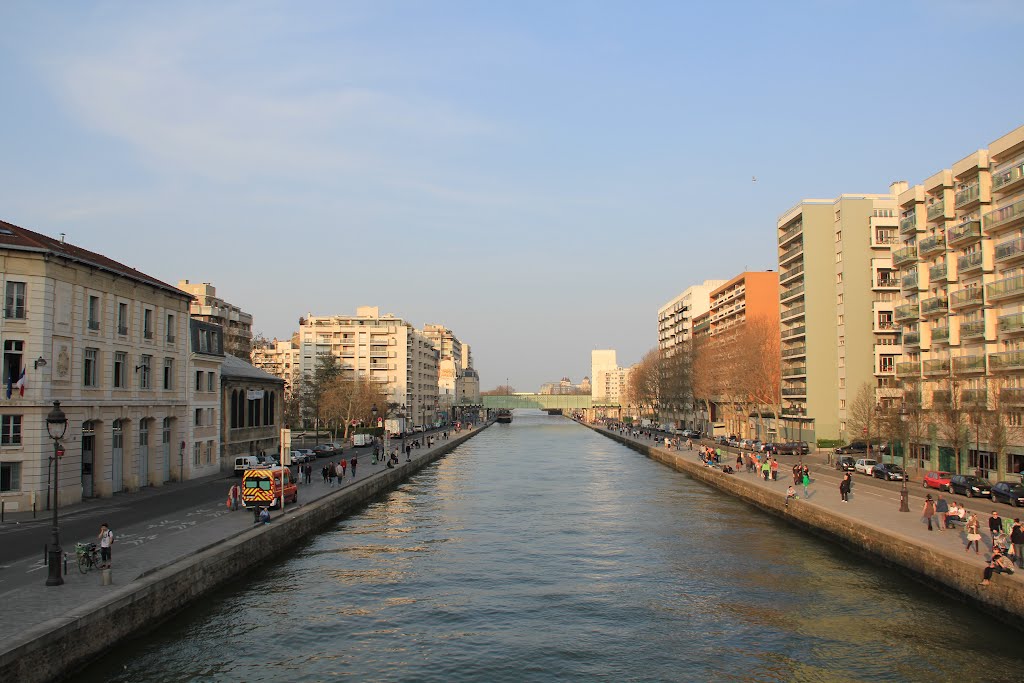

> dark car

[
  {"left": 312, "top": 444, "right": 335, "bottom": 457},
  {"left": 872, "top": 463, "right": 905, "bottom": 481},
  {"left": 716, "top": 436, "right": 729, "bottom": 446},
  {"left": 778, "top": 442, "right": 810, "bottom": 455},
  {"left": 682, "top": 429, "right": 701, "bottom": 439},
  {"left": 835, "top": 441, "right": 868, "bottom": 455},
  {"left": 991, "top": 481, "right": 1024, "bottom": 507},
  {"left": 835, "top": 456, "right": 856, "bottom": 472},
  {"left": 948, "top": 475, "right": 992, "bottom": 499}
]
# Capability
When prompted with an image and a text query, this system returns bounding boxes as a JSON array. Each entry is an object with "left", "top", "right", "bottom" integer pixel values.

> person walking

[
  {"left": 760, "top": 458, "right": 770, "bottom": 481},
  {"left": 228, "top": 482, "right": 241, "bottom": 511},
  {"left": 350, "top": 455, "right": 358, "bottom": 479},
  {"left": 793, "top": 462, "right": 802, "bottom": 486},
  {"left": 98, "top": 522, "right": 114, "bottom": 569},
  {"left": 801, "top": 469, "right": 811, "bottom": 498},
  {"left": 321, "top": 464, "right": 329, "bottom": 484},
  {"left": 966, "top": 513, "right": 982, "bottom": 553},
  {"left": 839, "top": 474, "right": 851, "bottom": 503},
  {"left": 405, "top": 443, "right": 412, "bottom": 462},
  {"left": 1011, "top": 519, "right": 1024, "bottom": 568},
  {"left": 989, "top": 511, "right": 1003, "bottom": 547},
  {"left": 327, "top": 462, "right": 336, "bottom": 488},
  {"left": 340, "top": 457, "right": 347, "bottom": 479},
  {"left": 335, "top": 461, "right": 344, "bottom": 484},
  {"left": 770, "top": 457, "right": 779, "bottom": 481},
  {"left": 922, "top": 494, "right": 937, "bottom": 531},
  {"left": 935, "top": 495, "right": 950, "bottom": 532}
]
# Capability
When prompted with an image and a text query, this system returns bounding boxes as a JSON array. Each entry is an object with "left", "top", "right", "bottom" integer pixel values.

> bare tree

[
  {"left": 935, "top": 375, "right": 969, "bottom": 475},
  {"left": 321, "top": 376, "right": 389, "bottom": 441},
  {"left": 660, "top": 342, "right": 694, "bottom": 428},
  {"left": 737, "top": 317, "right": 781, "bottom": 440},
  {"left": 847, "top": 383, "right": 880, "bottom": 456},
  {"left": 482, "top": 385, "right": 516, "bottom": 396},
  {"left": 627, "top": 349, "right": 662, "bottom": 420}
]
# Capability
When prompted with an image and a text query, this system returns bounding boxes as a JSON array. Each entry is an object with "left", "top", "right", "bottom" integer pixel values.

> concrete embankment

[
  {"left": 589, "top": 424, "right": 1024, "bottom": 631},
  {"left": 0, "top": 425, "right": 489, "bottom": 683}
]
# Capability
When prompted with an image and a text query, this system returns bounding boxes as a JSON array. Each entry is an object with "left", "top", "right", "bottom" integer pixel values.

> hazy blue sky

[{"left": 2, "top": 1, "right": 1023, "bottom": 391}]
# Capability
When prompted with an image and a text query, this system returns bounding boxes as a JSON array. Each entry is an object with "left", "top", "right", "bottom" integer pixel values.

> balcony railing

[
  {"left": 928, "top": 262, "right": 948, "bottom": 282},
  {"left": 995, "top": 237, "right": 1024, "bottom": 264},
  {"left": 953, "top": 355, "right": 986, "bottom": 373},
  {"left": 959, "top": 320, "right": 986, "bottom": 339},
  {"left": 779, "top": 243, "right": 804, "bottom": 264},
  {"left": 918, "top": 233, "right": 946, "bottom": 256},
  {"left": 781, "top": 304, "right": 805, "bottom": 320},
  {"left": 984, "top": 197, "right": 1024, "bottom": 233},
  {"left": 781, "top": 283, "right": 805, "bottom": 301},
  {"left": 781, "top": 345, "right": 807, "bottom": 359},
  {"left": 932, "top": 326, "right": 950, "bottom": 343},
  {"left": 895, "top": 303, "right": 919, "bottom": 322},
  {"left": 893, "top": 245, "right": 919, "bottom": 267},
  {"left": 986, "top": 274, "right": 1024, "bottom": 302},
  {"left": 1001, "top": 387, "right": 1024, "bottom": 405},
  {"left": 780, "top": 263, "right": 804, "bottom": 283},
  {"left": 900, "top": 214, "right": 918, "bottom": 233},
  {"left": 873, "top": 233, "right": 899, "bottom": 246},
  {"left": 947, "top": 219, "right": 982, "bottom": 245},
  {"left": 876, "top": 276, "right": 899, "bottom": 288},
  {"left": 958, "top": 251, "right": 983, "bottom": 273},
  {"left": 921, "top": 295, "right": 948, "bottom": 316},
  {"left": 923, "top": 358, "right": 951, "bottom": 375},
  {"left": 955, "top": 184, "right": 980, "bottom": 208},
  {"left": 962, "top": 388, "right": 988, "bottom": 406},
  {"left": 992, "top": 161, "right": 1024, "bottom": 193},
  {"left": 904, "top": 391, "right": 922, "bottom": 407},
  {"left": 896, "top": 361, "right": 920, "bottom": 377},
  {"left": 781, "top": 325, "right": 806, "bottom": 340},
  {"left": 949, "top": 287, "right": 984, "bottom": 309},
  {"left": 901, "top": 270, "right": 919, "bottom": 290},
  {"left": 927, "top": 201, "right": 947, "bottom": 221},
  {"left": 903, "top": 330, "right": 920, "bottom": 346},
  {"left": 999, "top": 312, "right": 1024, "bottom": 335},
  {"left": 876, "top": 320, "right": 896, "bottom": 331},
  {"left": 781, "top": 387, "right": 806, "bottom": 396},
  {"left": 990, "top": 350, "right": 1024, "bottom": 371},
  {"left": 778, "top": 224, "right": 803, "bottom": 246},
  {"left": 932, "top": 390, "right": 951, "bottom": 406},
  {"left": 782, "top": 366, "right": 807, "bottom": 377},
  {"left": 877, "top": 363, "right": 896, "bottom": 375}
]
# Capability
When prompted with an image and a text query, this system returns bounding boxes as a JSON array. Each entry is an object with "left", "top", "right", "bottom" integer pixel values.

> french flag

[{"left": 6, "top": 369, "right": 25, "bottom": 399}]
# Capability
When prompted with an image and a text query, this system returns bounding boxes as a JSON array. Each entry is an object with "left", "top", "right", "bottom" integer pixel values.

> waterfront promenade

[{"left": 0, "top": 425, "right": 485, "bottom": 680}]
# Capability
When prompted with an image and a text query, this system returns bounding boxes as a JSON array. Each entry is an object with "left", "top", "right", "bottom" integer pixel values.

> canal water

[{"left": 79, "top": 411, "right": 1023, "bottom": 682}]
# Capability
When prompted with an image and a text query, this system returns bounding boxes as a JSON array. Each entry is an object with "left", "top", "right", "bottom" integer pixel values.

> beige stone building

[
  {"left": 777, "top": 186, "right": 904, "bottom": 443},
  {"left": 299, "top": 307, "right": 439, "bottom": 429},
  {"left": 221, "top": 355, "right": 284, "bottom": 466},
  {"left": 892, "top": 124, "right": 1024, "bottom": 479},
  {"left": 186, "top": 319, "right": 225, "bottom": 479},
  {"left": 591, "top": 350, "right": 629, "bottom": 406},
  {"left": 422, "top": 323, "right": 481, "bottom": 420},
  {"left": 177, "top": 280, "right": 253, "bottom": 359},
  {"left": 251, "top": 336, "right": 301, "bottom": 395},
  {"left": 657, "top": 280, "right": 727, "bottom": 354},
  {"left": 0, "top": 221, "right": 194, "bottom": 509}
]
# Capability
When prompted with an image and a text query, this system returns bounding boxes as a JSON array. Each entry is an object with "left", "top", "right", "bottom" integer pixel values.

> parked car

[
  {"left": 922, "top": 471, "right": 953, "bottom": 491},
  {"left": 991, "top": 481, "right": 1024, "bottom": 507},
  {"left": 234, "top": 455, "right": 260, "bottom": 476},
  {"left": 948, "top": 475, "right": 992, "bottom": 498},
  {"left": 716, "top": 436, "right": 729, "bottom": 446},
  {"left": 872, "top": 463, "right": 906, "bottom": 481},
  {"left": 835, "top": 441, "right": 868, "bottom": 455},
  {"left": 854, "top": 458, "right": 878, "bottom": 475},
  {"left": 777, "top": 442, "right": 810, "bottom": 455},
  {"left": 312, "top": 444, "right": 335, "bottom": 457},
  {"left": 682, "top": 429, "right": 701, "bottom": 439},
  {"left": 740, "top": 439, "right": 755, "bottom": 450},
  {"left": 835, "top": 456, "right": 856, "bottom": 472},
  {"left": 728, "top": 438, "right": 741, "bottom": 448}
]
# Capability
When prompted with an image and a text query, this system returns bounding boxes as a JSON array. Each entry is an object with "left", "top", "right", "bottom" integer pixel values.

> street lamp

[
  {"left": 371, "top": 404, "right": 379, "bottom": 464},
  {"left": 898, "top": 403, "right": 910, "bottom": 512},
  {"left": 45, "top": 400, "right": 68, "bottom": 586}
]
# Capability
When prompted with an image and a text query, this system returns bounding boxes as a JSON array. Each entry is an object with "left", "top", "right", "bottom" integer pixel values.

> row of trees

[{"left": 284, "top": 355, "right": 390, "bottom": 440}]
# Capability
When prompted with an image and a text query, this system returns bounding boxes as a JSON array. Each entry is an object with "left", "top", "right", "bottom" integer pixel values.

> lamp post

[
  {"left": 898, "top": 404, "right": 910, "bottom": 512},
  {"left": 45, "top": 400, "right": 68, "bottom": 586},
  {"left": 371, "top": 404, "right": 379, "bottom": 464}
]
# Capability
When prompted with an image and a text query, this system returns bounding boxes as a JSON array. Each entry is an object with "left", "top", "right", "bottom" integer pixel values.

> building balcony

[
  {"left": 781, "top": 345, "right": 807, "bottom": 359},
  {"left": 932, "top": 390, "right": 952, "bottom": 407},
  {"left": 781, "top": 386, "right": 807, "bottom": 397},
  {"left": 876, "top": 319, "right": 896, "bottom": 332},
  {"left": 876, "top": 275, "right": 899, "bottom": 289},
  {"left": 903, "top": 330, "right": 920, "bottom": 346},
  {"left": 928, "top": 262, "right": 948, "bottom": 283},
  {"left": 999, "top": 312, "right": 1024, "bottom": 336},
  {"left": 896, "top": 361, "right": 920, "bottom": 378},
  {"left": 895, "top": 303, "right": 920, "bottom": 323},
  {"left": 962, "top": 388, "right": 988, "bottom": 406},
  {"left": 877, "top": 363, "right": 896, "bottom": 375},
  {"left": 780, "top": 283, "right": 805, "bottom": 302},
  {"left": 927, "top": 201, "right": 948, "bottom": 222},
  {"left": 904, "top": 390, "right": 922, "bottom": 407},
  {"left": 932, "top": 325, "right": 950, "bottom": 344},
  {"left": 918, "top": 234, "right": 946, "bottom": 257},
  {"left": 1001, "top": 387, "right": 1024, "bottom": 405},
  {"left": 781, "top": 325, "right": 806, "bottom": 340},
  {"left": 959, "top": 319, "right": 986, "bottom": 340},
  {"left": 958, "top": 251, "right": 984, "bottom": 275},
  {"left": 782, "top": 365, "right": 807, "bottom": 377},
  {"left": 995, "top": 236, "right": 1024, "bottom": 265},
  {"left": 780, "top": 263, "right": 804, "bottom": 284},
  {"left": 984, "top": 198, "right": 1024, "bottom": 234},
  {"left": 783, "top": 405, "right": 808, "bottom": 417},
  {"left": 893, "top": 245, "right": 919, "bottom": 267},
  {"left": 923, "top": 358, "right": 951, "bottom": 375},
  {"left": 779, "top": 243, "right": 804, "bottom": 266},
  {"left": 901, "top": 269, "right": 920, "bottom": 291},
  {"left": 947, "top": 219, "right": 982, "bottom": 246},
  {"left": 955, "top": 184, "right": 981, "bottom": 209},
  {"left": 781, "top": 304, "right": 805, "bottom": 321},
  {"left": 986, "top": 274, "right": 1024, "bottom": 302},
  {"left": 873, "top": 232, "right": 900, "bottom": 247},
  {"left": 992, "top": 161, "right": 1024, "bottom": 195},
  {"left": 920, "top": 295, "right": 949, "bottom": 317},
  {"left": 990, "top": 350, "right": 1024, "bottom": 372},
  {"left": 900, "top": 214, "right": 918, "bottom": 234},
  {"left": 953, "top": 355, "right": 986, "bottom": 374},
  {"left": 949, "top": 286, "right": 984, "bottom": 310},
  {"left": 778, "top": 224, "right": 803, "bottom": 247}
]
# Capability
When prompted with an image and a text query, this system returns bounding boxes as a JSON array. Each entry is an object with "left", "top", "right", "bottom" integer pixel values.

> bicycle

[{"left": 76, "top": 542, "right": 100, "bottom": 574}]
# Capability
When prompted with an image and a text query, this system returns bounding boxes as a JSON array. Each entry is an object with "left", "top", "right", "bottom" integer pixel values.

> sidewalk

[{"left": 0, "top": 426, "right": 475, "bottom": 647}]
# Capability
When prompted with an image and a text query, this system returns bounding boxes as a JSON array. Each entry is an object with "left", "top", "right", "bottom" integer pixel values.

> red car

[{"left": 923, "top": 471, "right": 953, "bottom": 491}]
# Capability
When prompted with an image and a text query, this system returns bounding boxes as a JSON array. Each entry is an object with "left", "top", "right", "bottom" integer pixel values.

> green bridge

[{"left": 482, "top": 394, "right": 598, "bottom": 410}]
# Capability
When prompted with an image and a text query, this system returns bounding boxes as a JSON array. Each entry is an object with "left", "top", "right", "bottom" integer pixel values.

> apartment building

[
  {"left": 299, "top": 307, "right": 439, "bottom": 429},
  {"left": 893, "top": 124, "right": 1024, "bottom": 479},
  {"left": 251, "top": 337, "right": 301, "bottom": 394},
  {"left": 657, "top": 280, "right": 727, "bottom": 354},
  {"left": 422, "top": 323, "right": 480, "bottom": 419},
  {"left": 186, "top": 320, "right": 225, "bottom": 479},
  {"left": 777, "top": 186, "right": 903, "bottom": 443},
  {"left": 0, "top": 221, "right": 194, "bottom": 509},
  {"left": 590, "top": 350, "right": 629, "bottom": 405},
  {"left": 177, "top": 280, "right": 253, "bottom": 359}
]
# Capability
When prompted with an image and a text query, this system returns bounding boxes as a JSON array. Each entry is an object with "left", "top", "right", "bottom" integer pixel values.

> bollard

[
  {"left": 32, "top": 500, "right": 36, "bottom": 519},
  {"left": 100, "top": 568, "right": 112, "bottom": 585}
]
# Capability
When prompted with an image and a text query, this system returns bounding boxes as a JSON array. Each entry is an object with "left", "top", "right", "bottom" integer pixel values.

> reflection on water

[{"left": 78, "top": 411, "right": 1023, "bottom": 682}]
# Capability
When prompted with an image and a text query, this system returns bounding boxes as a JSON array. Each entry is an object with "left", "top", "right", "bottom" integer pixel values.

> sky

[{"left": 2, "top": 1, "right": 1024, "bottom": 391}]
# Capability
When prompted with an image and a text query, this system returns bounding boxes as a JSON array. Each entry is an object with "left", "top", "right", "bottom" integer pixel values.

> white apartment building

[
  {"left": 0, "top": 221, "right": 194, "bottom": 509},
  {"left": 657, "top": 279, "right": 727, "bottom": 354},
  {"left": 251, "top": 337, "right": 301, "bottom": 395},
  {"left": 177, "top": 280, "right": 253, "bottom": 359},
  {"left": 591, "top": 350, "right": 629, "bottom": 404},
  {"left": 299, "top": 307, "right": 439, "bottom": 428}
]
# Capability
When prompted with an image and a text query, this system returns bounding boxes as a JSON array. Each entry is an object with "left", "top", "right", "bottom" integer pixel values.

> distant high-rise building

[{"left": 177, "top": 280, "right": 253, "bottom": 359}]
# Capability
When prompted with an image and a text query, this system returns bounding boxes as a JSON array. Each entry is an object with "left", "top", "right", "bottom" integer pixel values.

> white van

[
  {"left": 234, "top": 455, "right": 260, "bottom": 476},
  {"left": 353, "top": 433, "right": 374, "bottom": 448}
]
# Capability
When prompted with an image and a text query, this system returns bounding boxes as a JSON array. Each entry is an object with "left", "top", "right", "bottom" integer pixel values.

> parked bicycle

[{"left": 76, "top": 542, "right": 100, "bottom": 574}]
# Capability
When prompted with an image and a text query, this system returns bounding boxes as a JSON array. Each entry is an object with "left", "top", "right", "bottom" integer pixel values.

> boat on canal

[{"left": 495, "top": 409, "right": 513, "bottom": 424}]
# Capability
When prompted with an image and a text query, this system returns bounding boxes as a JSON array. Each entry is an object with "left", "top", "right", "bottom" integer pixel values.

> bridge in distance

[{"left": 482, "top": 394, "right": 598, "bottom": 410}]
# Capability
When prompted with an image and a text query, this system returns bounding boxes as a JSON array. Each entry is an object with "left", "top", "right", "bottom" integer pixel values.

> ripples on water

[{"left": 79, "top": 412, "right": 1024, "bottom": 682}]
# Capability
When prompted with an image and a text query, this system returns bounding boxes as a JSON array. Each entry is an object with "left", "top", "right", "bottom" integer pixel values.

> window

[
  {"left": 208, "top": 372, "right": 215, "bottom": 392},
  {"left": 1, "top": 415, "right": 22, "bottom": 445},
  {"left": 4, "top": 281, "right": 26, "bottom": 319},
  {"left": 193, "top": 442, "right": 201, "bottom": 466},
  {"left": 83, "top": 348, "right": 99, "bottom": 387},
  {"left": 143, "top": 309, "right": 153, "bottom": 339},
  {"left": 195, "top": 408, "right": 202, "bottom": 426},
  {"left": 206, "top": 440, "right": 213, "bottom": 464},
  {"left": 117, "top": 302, "right": 128, "bottom": 335},
  {"left": 163, "top": 358, "right": 174, "bottom": 390},
  {"left": 2, "top": 340, "right": 23, "bottom": 388},
  {"left": 140, "top": 355, "right": 152, "bottom": 389},
  {"left": 207, "top": 407, "right": 215, "bottom": 425},
  {"left": 88, "top": 295, "right": 100, "bottom": 330},
  {"left": 0, "top": 462, "right": 21, "bottom": 491},
  {"left": 837, "top": 315, "right": 844, "bottom": 325},
  {"left": 114, "top": 352, "right": 127, "bottom": 388},
  {"left": 195, "top": 371, "right": 203, "bottom": 391},
  {"left": 166, "top": 314, "right": 175, "bottom": 343},
  {"left": 230, "top": 391, "right": 238, "bottom": 428}
]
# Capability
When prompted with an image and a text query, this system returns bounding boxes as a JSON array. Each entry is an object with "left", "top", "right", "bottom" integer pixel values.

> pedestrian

[
  {"left": 98, "top": 522, "right": 114, "bottom": 569},
  {"left": 770, "top": 457, "right": 779, "bottom": 481},
  {"left": 322, "top": 465, "right": 329, "bottom": 484},
  {"left": 405, "top": 443, "right": 412, "bottom": 462},
  {"left": 793, "top": 463, "right": 802, "bottom": 486},
  {"left": 351, "top": 455, "right": 358, "bottom": 478},
  {"left": 335, "top": 461, "right": 344, "bottom": 483},
  {"left": 327, "top": 462, "right": 335, "bottom": 487},
  {"left": 989, "top": 511, "right": 1003, "bottom": 546},
  {"left": 228, "top": 482, "right": 241, "bottom": 511},
  {"left": 736, "top": 453, "right": 743, "bottom": 470},
  {"left": 306, "top": 463, "right": 312, "bottom": 484},
  {"left": 1011, "top": 519, "right": 1024, "bottom": 568},
  {"left": 922, "top": 494, "right": 937, "bottom": 531},
  {"left": 966, "top": 513, "right": 982, "bottom": 554},
  {"left": 801, "top": 470, "right": 811, "bottom": 498},
  {"left": 761, "top": 458, "right": 770, "bottom": 481},
  {"left": 839, "top": 474, "right": 851, "bottom": 503},
  {"left": 935, "top": 495, "right": 950, "bottom": 531},
  {"left": 340, "top": 457, "right": 347, "bottom": 479},
  {"left": 785, "top": 485, "right": 797, "bottom": 507}
]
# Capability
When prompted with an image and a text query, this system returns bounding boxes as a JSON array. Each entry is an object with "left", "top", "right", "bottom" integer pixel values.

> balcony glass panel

[
  {"left": 901, "top": 269, "right": 918, "bottom": 289},
  {"left": 986, "top": 274, "right": 1024, "bottom": 301},
  {"left": 953, "top": 355, "right": 986, "bottom": 373},
  {"left": 984, "top": 198, "right": 1024, "bottom": 232},
  {"left": 955, "top": 184, "right": 980, "bottom": 208},
  {"left": 998, "top": 312, "right": 1024, "bottom": 334},
  {"left": 992, "top": 161, "right": 1024, "bottom": 192},
  {"left": 896, "top": 361, "right": 919, "bottom": 377},
  {"left": 995, "top": 236, "right": 1024, "bottom": 263},
  {"left": 949, "top": 287, "right": 984, "bottom": 309},
  {"left": 923, "top": 358, "right": 951, "bottom": 374},
  {"left": 781, "top": 283, "right": 805, "bottom": 300},
  {"left": 927, "top": 201, "right": 946, "bottom": 221},
  {"left": 932, "top": 390, "right": 951, "bottom": 406},
  {"left": 781, "top": 346, "right": 807, "bottom": 358},
  {"left": 781, "top": 304, "right": 805, "bottom": 319},
  {"left": 895, "top": 303, "right": 919, "bottom": 322},
  {"left": 928, "top": 262, "right": 948, "bottom": 281},
  {"left": 782, "top": 366, "right": 807, "bottom": 377},
  {"left": 920, "top": 295, "right": 948, "bottom": 315},
  {"left": 1000, "top": 387, "right": 1024, "bottom": 405},
  {"left": 778, "top": 224, "right": 803, "bottom": 245},
  {"left": 779, "top": 243, "right": 804, "bottom": 264},
  {"left": 900, "top": 214, "right": 917, "bottom": 233},
  {"left": 918, "top": 234, "right": 946, "bottom": 255},
  {"left": 959, "top": 320, "right": 986, "bottom": 338},
  {"left": 962, "top": 389, "right": 987, "bottom": 406},
  {"left": 932, "top": 326, "right": 950, "bottom": 342},
  {"left": 893, "top": 245, "right": 918, "bottom": 267},
  {"left": 958, "top": 251, "right": 983, "bottom": 273},
  {"left": 947, "top": 219, "right": 981, "bottom": 245},
  {"left": 781, "top": 325, "right": 806, "bottom": 339},
  {"left": 990, "top": 350, "right": 1024, "bottom": 371},
  {"left": 902, "top": 330, "right": 920, "bottom": 345}
]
